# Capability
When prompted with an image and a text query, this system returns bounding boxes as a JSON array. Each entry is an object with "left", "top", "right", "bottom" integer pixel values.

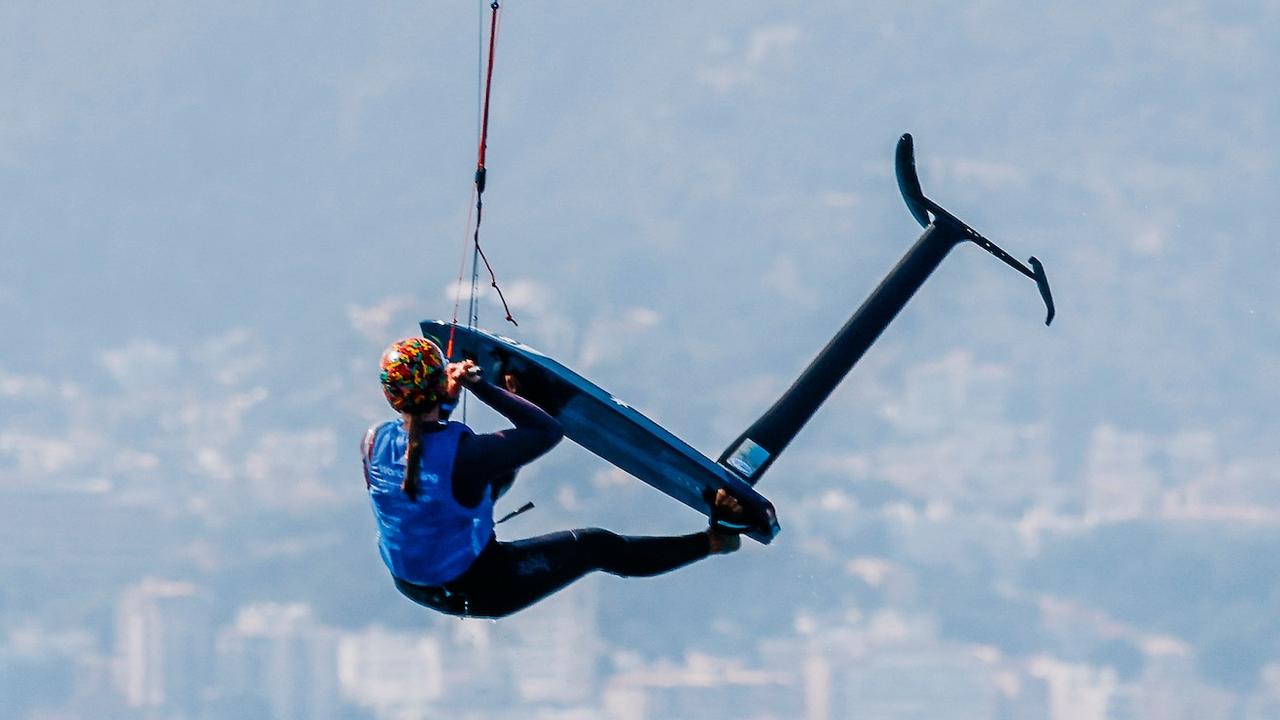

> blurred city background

[{"left": 3, "top": 2, "right": 1279, "bottom": 719}]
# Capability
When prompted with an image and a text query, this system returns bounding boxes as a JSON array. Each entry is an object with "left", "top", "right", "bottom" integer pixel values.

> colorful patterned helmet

[{"left": 379, "top": 337, "right": 448, "bottom": 412}]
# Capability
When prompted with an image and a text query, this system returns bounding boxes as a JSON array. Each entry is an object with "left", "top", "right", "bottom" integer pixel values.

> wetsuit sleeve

[{"left": 452, "top": 381, "right": 563, "bottom": 508}]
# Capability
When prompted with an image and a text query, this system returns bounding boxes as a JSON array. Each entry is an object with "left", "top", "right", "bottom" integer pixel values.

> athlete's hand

[{"left": 446, "top": 360, "right": 481, "bottom": 399}]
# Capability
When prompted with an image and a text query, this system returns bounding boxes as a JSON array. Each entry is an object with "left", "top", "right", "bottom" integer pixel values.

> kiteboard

[{"left": 422, "top": 320, "right": 782, "bottom": 544}]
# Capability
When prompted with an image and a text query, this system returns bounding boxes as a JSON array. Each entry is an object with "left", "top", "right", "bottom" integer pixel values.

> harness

[{"left": 395, "top": 577, "right": 472, "bottom": 617}]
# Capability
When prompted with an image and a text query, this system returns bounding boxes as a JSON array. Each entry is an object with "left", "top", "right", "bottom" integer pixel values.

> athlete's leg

[
  {"left": 450, "top": 528, "right": 713, "bottom": 618},
  {"left": 428, "top": 490, "right": 748, "bottom": 618}
]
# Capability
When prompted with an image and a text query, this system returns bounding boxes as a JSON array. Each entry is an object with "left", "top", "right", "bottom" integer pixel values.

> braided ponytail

[{"left": 402, "top": 413, "right": 424, "bottom": 501}]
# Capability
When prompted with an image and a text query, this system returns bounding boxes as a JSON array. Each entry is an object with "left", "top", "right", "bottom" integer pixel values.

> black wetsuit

[{"left": 393, "top": 381, "right": 712, "bottom": 618}]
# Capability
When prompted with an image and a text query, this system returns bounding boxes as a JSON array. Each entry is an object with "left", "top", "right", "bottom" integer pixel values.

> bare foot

[
  {"left": 706, "top": 489, "right": 748, "bottom": 554},
  {"left": 711, "top": 488, "right": 749, "bottom": 527}
]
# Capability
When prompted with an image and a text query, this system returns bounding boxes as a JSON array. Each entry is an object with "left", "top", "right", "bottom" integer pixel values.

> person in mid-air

[{"left": 362, "top": 336, "right": 747, "bottom": 618}]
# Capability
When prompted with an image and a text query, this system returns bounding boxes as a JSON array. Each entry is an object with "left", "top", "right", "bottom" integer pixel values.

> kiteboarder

[{"left": 362, "top": 336, "right": 747, "bottom": 619}]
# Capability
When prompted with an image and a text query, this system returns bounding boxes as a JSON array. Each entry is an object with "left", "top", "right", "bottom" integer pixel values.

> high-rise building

[
  {"left": 113, "top": 578, "right": 214, "bottom": 715},
  {"left": 216, "top": 602, "right": 342, "bottom": 720},
  {"left": 602, "top": 652, "right": 795, "bottom": 720},
  {"left": 1027, "top": 656, "right": 1115, "bottom": 720},
  {"left": 337, "top": 625, "right": 444, "bottom": 719},
  {"left": 505, "top": 579, "right": 600, "bottom": 705},
  {"left": 837, "top": 648, "right": 998, "bottom": 720}
]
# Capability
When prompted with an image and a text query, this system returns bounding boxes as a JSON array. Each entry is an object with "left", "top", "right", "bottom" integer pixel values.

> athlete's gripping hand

[{"left": 445, "top": 360, "right": 482, "bottom": 401}]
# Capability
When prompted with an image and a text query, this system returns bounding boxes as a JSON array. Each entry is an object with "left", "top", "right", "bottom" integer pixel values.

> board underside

[{"left": 422, "top": 321, "right": 780, "bottom": 543}]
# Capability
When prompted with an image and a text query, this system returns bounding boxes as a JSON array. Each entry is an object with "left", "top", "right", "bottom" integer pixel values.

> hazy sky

[
  {"left": 3, "top": 0, "right": 1278, "bottom": 581},
  {"left": 5, "top": 6, "right": 1280, "bottom": 717}
]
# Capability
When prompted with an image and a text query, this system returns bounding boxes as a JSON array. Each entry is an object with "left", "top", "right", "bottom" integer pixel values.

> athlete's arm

[{"left": 451, "top": 374, "right": 563, "bottom": 508}]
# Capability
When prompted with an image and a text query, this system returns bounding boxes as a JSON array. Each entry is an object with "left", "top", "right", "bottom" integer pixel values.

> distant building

[
  {"left": 603, "top": 652, "right": 795, "bottom": 720},
  {"left": 2, "top": 627, "right": 77, "bottom": 719},
  {"left": 883, "top": 350, "right": 1011, "bottom": 436},
  {"left": 1136, "top": 640, "right": 1236, "bottom": 720},
  {"left": 890, "top": 508, "right": 1024, "bottom": 575},
  {"left": 1028, "top": 656, "right": 1115, "bottom": 720},
  {"left": 113, "top": 578, "right": 214, "bottom": 715},
  {"left": 836, "top": 647, "right": 998, "bottom": 720},
  {"left": 992, "top": 666, "right": 1050, "bottom": 720},
  {"left": 337, "top": 625, "right": 444, "bottom": 720},
  {"left": 1082, "top": 426, "right": 1280, "bottom": 523},
  {"left": 2, "top": 623, "right": 131, "bottom": 719},
  {"left": 875, "top": 352, "right": 1054, "bottom": 514},
  {"left": 782, "top": 611, "right": 1010, "bottom": 720},
  {"left": 1084, "top": 426, "right": 1161, "bottom": 521},
  {"left": 216, "top": 602, "right": 342, "bottom": 720},
  {"left": 431, "top": 619, "right": 515, "bottom": 711},
  {"left": 504, "top": 579, "right": 600, "bottom": 706}
]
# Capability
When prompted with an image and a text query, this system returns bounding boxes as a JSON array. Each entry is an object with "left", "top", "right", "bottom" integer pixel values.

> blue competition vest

[{"left": 364, "top": 419, "right": 495, "bottom": 586}]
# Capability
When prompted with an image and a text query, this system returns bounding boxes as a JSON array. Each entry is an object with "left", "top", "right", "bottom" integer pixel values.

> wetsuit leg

[{"left": 449, "top": 529, "right": 711, "bottom": 618}]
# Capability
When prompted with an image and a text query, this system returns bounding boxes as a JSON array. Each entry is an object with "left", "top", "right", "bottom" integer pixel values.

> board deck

[{"left": 422, "top": 320, "right": 780, "bottom": 543}]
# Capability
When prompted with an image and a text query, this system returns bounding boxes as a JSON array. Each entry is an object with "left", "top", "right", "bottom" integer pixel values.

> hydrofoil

[{"left": 424, "top": 133, "right": 1055, "bottom": 545}]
